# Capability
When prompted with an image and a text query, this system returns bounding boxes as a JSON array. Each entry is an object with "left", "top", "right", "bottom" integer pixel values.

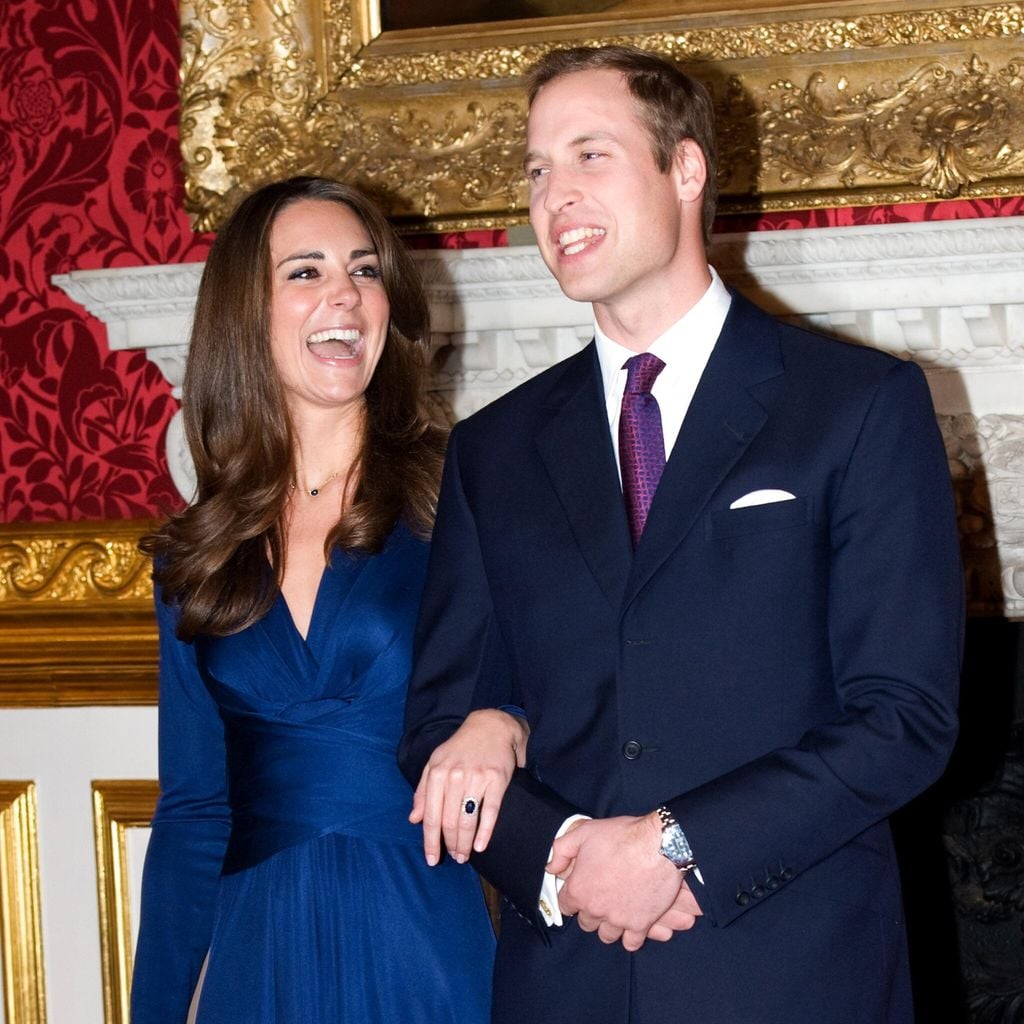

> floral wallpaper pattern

[
  {"left": 717, "top": 196, "right": 1024, "bottom": 233},
  {"left": 0, "top": 0, "right": 211, "bottom": 522},
  {"left": 1, "top": 0, "right": 1021, "bottom": 523}
]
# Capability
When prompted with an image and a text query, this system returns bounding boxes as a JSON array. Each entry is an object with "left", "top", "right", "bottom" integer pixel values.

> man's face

[{"left": 524, "top": 68, "right": 692, "bottom": 324}]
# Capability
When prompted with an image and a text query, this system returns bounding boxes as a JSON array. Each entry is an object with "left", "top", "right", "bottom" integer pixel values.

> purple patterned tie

[{"left": 619, "top": 353, "right": 666, "bottom": 548}]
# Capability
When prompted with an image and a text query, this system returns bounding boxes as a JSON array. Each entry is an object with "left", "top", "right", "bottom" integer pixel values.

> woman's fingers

[
  {"left": 451, "top": 786, "right": 482, "bottom": 862},
  {"left": 473, "top": 789, "right": 502, "bottom": 853}
]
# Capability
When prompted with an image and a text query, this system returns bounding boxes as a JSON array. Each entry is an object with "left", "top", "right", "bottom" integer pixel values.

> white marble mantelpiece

[{"left": 54, "top": 218, "right": 1024, "bottom": 617}]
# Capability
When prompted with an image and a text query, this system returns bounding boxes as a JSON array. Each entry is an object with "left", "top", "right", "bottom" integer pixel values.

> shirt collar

[{"left": 594, "top": 266, "right": 731, "bottom": 399}]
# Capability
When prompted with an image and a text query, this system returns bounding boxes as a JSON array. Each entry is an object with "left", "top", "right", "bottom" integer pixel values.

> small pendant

[{"left": 309, "top": 488, "right": 319, "bottom": 497}]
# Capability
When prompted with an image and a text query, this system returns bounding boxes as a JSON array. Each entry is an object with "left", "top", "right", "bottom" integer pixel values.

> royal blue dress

[{"left": 131, "top": 525, "right": 495, "bottom": 1022}]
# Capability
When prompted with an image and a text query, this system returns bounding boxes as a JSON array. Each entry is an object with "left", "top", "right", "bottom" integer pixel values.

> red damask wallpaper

[
  {"left": 0, "top": 0, "right": 210, "bottom": 522},
  {"left": 1, "top": 0, "right": 1021, "bottom": 523},
  {"left": 717, "top": 197, "right": 1024, "bottom": 233}
]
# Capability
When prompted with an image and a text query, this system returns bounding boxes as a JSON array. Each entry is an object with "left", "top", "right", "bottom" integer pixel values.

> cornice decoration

[
  {"left": 0, "top": 531, "right": 151, "bottom": 605},
  {"left": 33, "top": 215, "right": 1024, "bottom": 709},
  {"left": 179, "top": 1, "right": 1024, "bottom": 230},
  {"left": 761, "top": 54, "right": 1024, "bottom": 198},
  {"left": 0, "top": 521, "right": 158, "bottom": 707}
]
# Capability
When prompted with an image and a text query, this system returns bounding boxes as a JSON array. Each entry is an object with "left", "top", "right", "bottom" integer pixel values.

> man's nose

[{"left": 543, "top": 167, "right": 582, "bottom": 214}]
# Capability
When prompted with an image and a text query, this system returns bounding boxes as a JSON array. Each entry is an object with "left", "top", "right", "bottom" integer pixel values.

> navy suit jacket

[{"left": 400, "top": 292, "right": 963, "bottom": 1024}]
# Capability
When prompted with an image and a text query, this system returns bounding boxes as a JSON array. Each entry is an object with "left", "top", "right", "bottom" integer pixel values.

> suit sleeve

[
  {"left": 399, "top": 425, "right": 579, "bottom": 925},
  {"left": 130, "top": 587, "right": 231, "bottom": 1023},
  {"left": 667, "top": 359, "right": 963, "bottom": 928}
]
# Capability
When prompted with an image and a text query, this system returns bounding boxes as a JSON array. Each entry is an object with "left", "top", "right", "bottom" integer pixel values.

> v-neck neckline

[{"left": 277, "top": 557, "right": 333, "bottom": 646}]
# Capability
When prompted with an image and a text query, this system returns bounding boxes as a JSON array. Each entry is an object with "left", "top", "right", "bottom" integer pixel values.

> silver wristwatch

[{"left": 656, "top": 805, "right": 696, "bottom": 873}]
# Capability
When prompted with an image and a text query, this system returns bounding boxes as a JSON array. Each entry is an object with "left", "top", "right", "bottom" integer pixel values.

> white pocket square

[{"left": 729, "top": 489, "right": 797, "bottom": 510}]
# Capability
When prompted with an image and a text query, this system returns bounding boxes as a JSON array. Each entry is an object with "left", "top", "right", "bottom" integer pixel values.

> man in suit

[{"left": 399, "top": 44, "right": 963, "bottom": 1023}]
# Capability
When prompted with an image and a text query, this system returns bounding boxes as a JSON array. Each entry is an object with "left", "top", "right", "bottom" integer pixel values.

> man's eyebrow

[
  {"left": 523, "top": 132, "right": 620, "bottom": 170},
  {"left": 570, "top": 132, "right": 617, "bottom": 146}
]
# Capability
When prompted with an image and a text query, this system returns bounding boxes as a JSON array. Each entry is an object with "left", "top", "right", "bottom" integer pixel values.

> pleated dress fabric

[{"left": 131, "top": 525, "right": 495, "bottom": 1023}]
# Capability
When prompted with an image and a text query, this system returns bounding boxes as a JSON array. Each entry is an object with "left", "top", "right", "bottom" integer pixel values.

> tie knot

[{"left": 623, "top": 353, "right": 665, "bottom": 396}]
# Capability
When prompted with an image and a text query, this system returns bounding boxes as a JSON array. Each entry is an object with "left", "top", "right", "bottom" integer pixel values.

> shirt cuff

[{"left": 539, "top": 813, "right": 591, "bottom": 927}]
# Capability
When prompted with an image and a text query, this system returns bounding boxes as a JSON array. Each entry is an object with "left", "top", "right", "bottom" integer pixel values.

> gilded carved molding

[
  {"left": 179, "top": 1, "right": 1024, "bottom": 230},
  {"left": 0, "top": 526, "right": 151, "bottom": 605},
  {"left": 0, "top": 521, "right": 157, "bottom": 706},
  {"left": 92, "top": 781, "right": 158, "bottom": 1024},
  {"left": 0, "top": 782, "right": 46, "bottom": 1024}
]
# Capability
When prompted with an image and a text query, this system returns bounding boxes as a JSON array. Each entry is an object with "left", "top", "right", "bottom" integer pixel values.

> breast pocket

[{"left": 706, "top": 495, "right": 814, "bottom": 540}]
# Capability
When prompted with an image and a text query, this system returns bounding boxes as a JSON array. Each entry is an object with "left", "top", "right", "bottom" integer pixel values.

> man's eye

[{"left": 526, "top": 167, "right": 548, "bottom": 182}]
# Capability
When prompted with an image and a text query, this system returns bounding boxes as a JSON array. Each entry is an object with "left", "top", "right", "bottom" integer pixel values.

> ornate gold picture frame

[
  {"left": 180, "top": 0, "right": 1024, "bottom": 231},
  {"left": 92, "top": 781, "right": 158, "bottom": 1024},
  {"left": 0, "top": 782, "right": 46, "bottom": 1024}
]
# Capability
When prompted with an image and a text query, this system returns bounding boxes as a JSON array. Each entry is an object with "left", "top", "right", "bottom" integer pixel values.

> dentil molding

[{"left": 53, "top": 217, "right": 1024, "bottom": 617}]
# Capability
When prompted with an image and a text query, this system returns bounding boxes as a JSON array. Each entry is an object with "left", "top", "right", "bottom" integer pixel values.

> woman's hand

[{"left": 409, "top": 709, "right": 529, "bottom": 865}]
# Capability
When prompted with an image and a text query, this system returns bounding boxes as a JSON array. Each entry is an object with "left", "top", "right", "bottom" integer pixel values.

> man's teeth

[{"left": 558, "top": 227, "right": 605, "bottom": 256}]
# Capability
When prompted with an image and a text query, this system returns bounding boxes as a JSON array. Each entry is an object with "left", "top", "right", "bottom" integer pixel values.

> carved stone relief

[{"left": 52, "top": 216, "right": 1024, "bottom": 618}]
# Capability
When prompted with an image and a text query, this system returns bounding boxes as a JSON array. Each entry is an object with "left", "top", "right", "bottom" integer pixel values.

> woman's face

[{"left": 268, "top": 198, "right": 390, "bottom": 417}]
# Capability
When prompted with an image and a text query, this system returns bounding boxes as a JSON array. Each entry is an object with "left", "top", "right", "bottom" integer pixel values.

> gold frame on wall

[
  {"left": 0, "top": 782, "right": 46, "bottom": 1024},
  {"left": 0, "top": 520, "right": 157, "bottom": 706},
  {"left": 92, "top": 781, "right": 158, "bottom": 1024},
  {"left": 180, "top": 0, "right": 1024, "bottom": 231}
]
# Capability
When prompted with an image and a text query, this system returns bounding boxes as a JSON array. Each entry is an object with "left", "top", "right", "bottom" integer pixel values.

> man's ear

[{"left": 672, "top": 138, "right": 708, "bottom": 205}]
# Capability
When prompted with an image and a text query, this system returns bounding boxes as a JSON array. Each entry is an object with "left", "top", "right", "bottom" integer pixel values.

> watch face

[{"left": 660, "top": 823, "right": 694, "bottom": 868}]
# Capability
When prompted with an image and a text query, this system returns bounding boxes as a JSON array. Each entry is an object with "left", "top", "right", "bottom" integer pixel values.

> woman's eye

[
  {"left": 287, "top": 266, "right": 319, "bottom": 280},
  {"left": 352, "top": 265, "right": 381, "bottom": 280}
]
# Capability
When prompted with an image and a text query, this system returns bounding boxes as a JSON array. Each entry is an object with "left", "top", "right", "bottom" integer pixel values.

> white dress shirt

[
  {"left": 538, "top": 267, "right": 731, "bottom": 926},
  {"left": 594, "top": 266, "right": 732, "bottom": 472}
]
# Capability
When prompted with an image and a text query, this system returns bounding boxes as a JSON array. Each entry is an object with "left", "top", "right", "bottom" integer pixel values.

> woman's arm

[{"left": 131, "top": 586, "right": 231, "bottom": 1023}]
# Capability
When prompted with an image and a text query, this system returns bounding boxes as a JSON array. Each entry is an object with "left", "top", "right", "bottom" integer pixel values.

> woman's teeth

[{"left": 306, "top": 328, "right": 361, "bottom": 358}]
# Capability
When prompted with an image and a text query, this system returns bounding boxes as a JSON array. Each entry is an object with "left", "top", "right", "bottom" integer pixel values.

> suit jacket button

[
  {"left": 735, "top": 890, "right": 751, "bottom": 906},
  {"left": 622, "top": 740, "right": 643, "bottom": 759},
  {"left": 766, "top": 875, "right": 781, "bottom": 891},
  {"left": 751, "top": 885, "right": 765, "bottom": 898},
  {"left": 780, "top": 867, "right": 794, "bottom": 881}
]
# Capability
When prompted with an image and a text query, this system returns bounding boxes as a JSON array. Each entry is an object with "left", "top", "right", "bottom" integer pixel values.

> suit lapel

[
  {"left": 535, "top": 344, "right": 633, "bottom": 612},
  {"left": 625, "top": 293, "right": 786, "bottom": 607}
]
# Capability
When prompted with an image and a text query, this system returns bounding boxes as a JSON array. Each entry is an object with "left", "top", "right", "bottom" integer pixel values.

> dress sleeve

[{"left": 130, "top": 585, "right": 231, "bottom": 1023}]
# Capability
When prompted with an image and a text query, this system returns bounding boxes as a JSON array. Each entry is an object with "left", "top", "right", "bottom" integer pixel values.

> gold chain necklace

[{"left": 292, "top": 469, "right": 343, "bottom": 497}]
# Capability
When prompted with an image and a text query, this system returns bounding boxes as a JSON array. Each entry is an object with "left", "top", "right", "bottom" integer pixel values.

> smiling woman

[
  {"left": 128, "top": 176, "right": 527, "bottom": 1023},
  {"left": 268, "top": 200, "right": 390, "bottom": 431}
]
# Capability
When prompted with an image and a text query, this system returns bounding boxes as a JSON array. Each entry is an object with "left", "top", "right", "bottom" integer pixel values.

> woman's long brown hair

[{"left": 142, "top": 177, "right": 445, "bottom": 640}]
